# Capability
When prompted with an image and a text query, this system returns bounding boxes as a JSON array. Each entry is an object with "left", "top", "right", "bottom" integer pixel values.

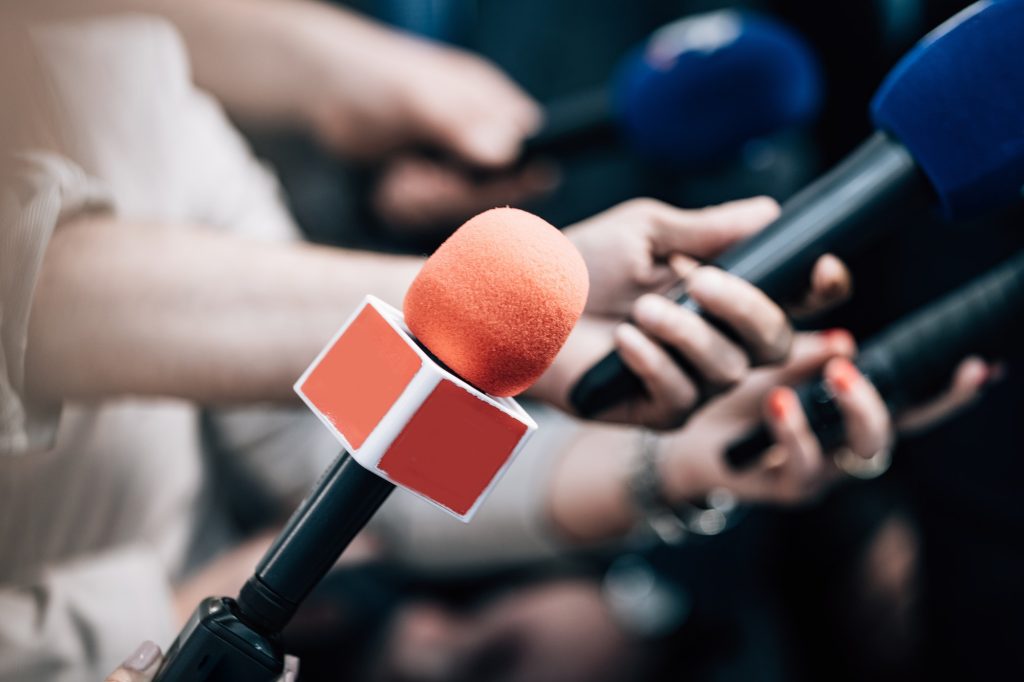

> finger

[
  {"left": 614, "top": 322, "right": 699, "bottom": 414},
  {"left": 896, "top": 356, "right": 992, "bottom": 434},
  {"left": 425, "top": 74, "right": 540, "bottom": 167},
  {"left": 824, "top": 357, "right": 892, "bottom": 458},
  {"left": 643, "top": 196, "right": 781, "bottom": 259},
  {"left": 428, "top": 107, "right": 528, "bottom": 167},
  {"left": 631, "top": 293, "right": 750, "bottom": 389},
  {"left": 763, "top": 386, "right": 825, "bottom": 484},
  {"left": 667, "top": 253, "right": 701, "bottom": 281},
  {"left": 790, "top": 254, "right": 853, "bottom": 317},
  {"left": 461, "top": 161, "right": 561, "bottom": 205},
  {"left": 106, "top": 641, "right": 162, "bottom": 682},
  {"left": 685, "top": 266, "right": 793, "bottom": 364},
  {"left": 737, "top": 329, "right": 857, "bottom": 401},
  {"left": 374, "top": 158, "right": 558, "bottom": 228}
]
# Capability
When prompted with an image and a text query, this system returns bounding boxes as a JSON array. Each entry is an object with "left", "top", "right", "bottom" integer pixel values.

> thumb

[
  {"left": 650, "top": 196, "right": 781, "bottom": 259},
  {"left": 106, "top": 641, "right": 162, "bottom": 682},
  {"left": 438, "top": 118, "right": 526, "bottom": 168}
]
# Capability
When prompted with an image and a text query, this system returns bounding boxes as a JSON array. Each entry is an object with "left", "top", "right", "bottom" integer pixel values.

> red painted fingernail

[
  {"left": 827, "top": 357, "right": 860, "bottom": 393},
  {"left": 822, "top": 328, "right": 855, "bottom": 351},
  {"left": 768, "top": 387, "right": 794, "bottom": 420}
]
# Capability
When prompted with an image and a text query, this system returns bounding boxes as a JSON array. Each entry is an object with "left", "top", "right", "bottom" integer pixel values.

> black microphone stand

[{"left": 154, "top": 452, "right": 394, "bottom": 681}]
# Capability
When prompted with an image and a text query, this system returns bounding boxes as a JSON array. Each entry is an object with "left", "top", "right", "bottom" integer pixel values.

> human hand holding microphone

[{"left": 568, "top": 0, "right": 1024, "bottom": 423}]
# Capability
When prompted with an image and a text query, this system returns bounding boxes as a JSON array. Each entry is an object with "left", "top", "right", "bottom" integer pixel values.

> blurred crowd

[{"left": 1, "top": 1, "right": 1022, "bottom": 681}]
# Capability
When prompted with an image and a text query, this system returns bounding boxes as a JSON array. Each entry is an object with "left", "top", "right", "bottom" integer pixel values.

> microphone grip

[
  {"left": 237, "top": 452, "right": 394, "bottom": 634},
  {"left": 523, "top": 87, "right": 616, "bottom": 159},
  {"left": 726, "top": 250, "right": 1024, "bottom": 470}
]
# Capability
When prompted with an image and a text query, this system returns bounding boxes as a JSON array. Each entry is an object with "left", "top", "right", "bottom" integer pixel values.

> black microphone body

[
  {"left": 571, "top": 132, "right": 929, "bottom": 417},
  {"left": 725, "top": 250, "right": 1024, "bottom": 470},
  {"left": 154, "top": 452, "right": 394, "bottom": 681}
]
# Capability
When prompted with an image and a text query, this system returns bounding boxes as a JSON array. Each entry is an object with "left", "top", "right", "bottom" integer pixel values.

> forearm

[
  {"left": 31, "top": 0, "right": 383, "bottom": 127},
  {"left": 26, "top": 215, "right": 421, "bottom": 404},
  {"left": 545, "top": 424, "right": 640, "bottom": 543},
  {"left": 546, "top": 423, "right": 720, "bottom": 544},
  {"left": 130, "top": 0, "right": 369, "bottom": 127}
]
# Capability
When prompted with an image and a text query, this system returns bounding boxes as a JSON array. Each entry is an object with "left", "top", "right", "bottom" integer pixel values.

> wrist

[{"left": 630, "top": 431, "right": 740, "bottom": 543}]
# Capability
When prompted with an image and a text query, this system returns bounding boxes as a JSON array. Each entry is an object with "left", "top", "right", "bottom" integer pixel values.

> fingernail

[
  {"left": 826, "top": 357, "right": 860, "bottom": 394},
  {"left": 283, "top": 654, "right": 301, "bottom": 682},
  {"left": 767, "top": 387, "right": 795, "bottom": 421},
  {"left": 615, "top": 322, "right": 643, "bottom": 350},
  {"left": 467, "top": 126, "right": 519, "bottom": 163},
  {"left": 633, "top": 295, "right": 664, "bottom": 328},
  {"left": 668, "top": 253, "right": 700, "bottom": 280},
  {"left": 122, "top": 640, "right": 160, "bottom": 672},
  {"left": 822, "top": 328, "right": 855, "bottom": 353}
]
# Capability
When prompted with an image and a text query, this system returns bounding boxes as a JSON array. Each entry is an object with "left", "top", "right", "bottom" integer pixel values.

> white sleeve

[
  {"left": 0, "top": 152, "right": 111, "bottom": 456},
  {"left": 0, "top": 545, "right": 177, "bottom": 682}
]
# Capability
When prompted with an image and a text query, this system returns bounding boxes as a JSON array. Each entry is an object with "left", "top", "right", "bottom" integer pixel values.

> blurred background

[{"left": 2, "top": 1, "right": 1022, "bottom": 681}]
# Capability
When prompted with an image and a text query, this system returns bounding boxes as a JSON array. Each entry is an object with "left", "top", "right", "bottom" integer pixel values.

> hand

[
  {"left": 533, "top": 197, "right": 851, "bottom": 428},
  {"left": 657, "top": 333, "right": 998, "bottom": 507},
  {"left": 371, "top": 156, "right": 559, "bottom": 234},
  {"left": 300, "top": 11, "right": 540, "bottom": 165}
]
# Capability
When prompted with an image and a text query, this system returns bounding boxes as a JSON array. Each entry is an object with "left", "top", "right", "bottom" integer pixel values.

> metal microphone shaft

[{"left": 237, "top": 452, "right": 395, "bottom": 634}]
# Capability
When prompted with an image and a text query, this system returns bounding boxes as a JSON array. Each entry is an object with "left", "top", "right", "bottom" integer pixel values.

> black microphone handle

[
  {"left": 431, "top": 87, "right": 616, "bottom": 181},
  {"left": 522, "top": 87, "right": 617, "bottom": 159},
  {"left": 725, "top": 250, "right": 1024, "bottom": 470},
  {"left": 570, "top": 131, "right": 929, "bottom": 418},
  {"left": 236, "top": 452, "right": 395, "bottom": 634}
]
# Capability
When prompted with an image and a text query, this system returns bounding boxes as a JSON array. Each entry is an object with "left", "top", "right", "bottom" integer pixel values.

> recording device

[
  {"left": 522, "top": 10, "right": 822, "bottom": 168},
  {"left": 153, "top": 208, "right": 589, "bottom": 680},
  {"left": 725, "top": 249, "right": 1024, "bottom": 470},
  {"left": 570, "top": 0, "right": 1024, "bottom": 418}
]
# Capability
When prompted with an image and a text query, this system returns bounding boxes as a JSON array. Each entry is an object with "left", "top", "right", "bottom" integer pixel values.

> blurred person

[
  {"left": 27, "top": 0, "right": 561, "bottom": 241},
  {"left": 0, "top": 7, "right": 850, "bottom": 680}
]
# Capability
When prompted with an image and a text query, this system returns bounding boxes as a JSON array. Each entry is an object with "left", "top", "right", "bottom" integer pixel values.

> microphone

[
  {"left": 725, "top": 249, "right": 1024, "bottom": 470},
  {"left": 154, "top": 208, "right": 588, "bottom": 681},
  {"left": 570, "top": 0, "right": 1024, "bottom": 419},
  {"left": 521, "top": 9, "right": 822, "bottom": 168}
]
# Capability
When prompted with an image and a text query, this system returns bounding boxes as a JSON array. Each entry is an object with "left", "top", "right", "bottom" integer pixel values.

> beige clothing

[
  {"left": 0, "top": 13, "right": 577, "bottom": 681},
  {"left": 0, "top": 16, "right": 299, "bottom": 680},
  {"left": 0, "top": 154, "right": 107, "bottom": 455}
]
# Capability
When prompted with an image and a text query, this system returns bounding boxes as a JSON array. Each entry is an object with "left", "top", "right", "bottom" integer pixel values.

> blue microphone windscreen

[
  {"left": 612, "top": 10, "right": 822, "bottom": 168},
  {"left": 871, "top": 0, "right": 1024, "bottom": 220}
]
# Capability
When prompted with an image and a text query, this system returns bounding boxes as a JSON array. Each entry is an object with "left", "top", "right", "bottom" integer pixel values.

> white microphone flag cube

[{"left": 295, "top": 296, "right": 537, "bottom": 521}]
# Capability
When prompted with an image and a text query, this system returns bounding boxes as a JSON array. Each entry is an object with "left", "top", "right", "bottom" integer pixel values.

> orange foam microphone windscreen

[{"left": 404, "top": 207, "right": 589, "bottom": 397}]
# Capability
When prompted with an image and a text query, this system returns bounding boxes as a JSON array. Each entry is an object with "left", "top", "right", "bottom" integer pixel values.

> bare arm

[
  {"left": 26, "top": 215, "right": 420, "bottom": 405},
  {"left": 34, "top": 0, "right": 539, "bottom": 164}
]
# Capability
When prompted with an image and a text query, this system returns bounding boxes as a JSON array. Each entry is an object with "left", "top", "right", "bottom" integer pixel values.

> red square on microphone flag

[{"left": 296, "top": 296, "right": 537, "bottom": 521}]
